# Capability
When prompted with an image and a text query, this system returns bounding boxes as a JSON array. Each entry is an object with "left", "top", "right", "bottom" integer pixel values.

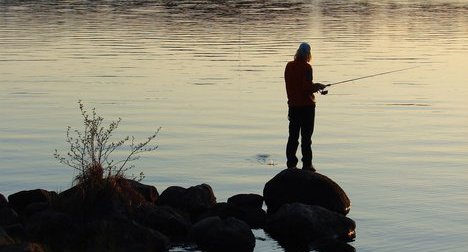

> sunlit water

[{"left": 1, "top": 0, "right": 467, "bottom": 251}]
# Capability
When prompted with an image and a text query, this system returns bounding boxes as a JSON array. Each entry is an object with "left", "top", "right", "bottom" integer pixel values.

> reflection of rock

[
  {"left": 263, "top": 169, "right": 351, "bottom": 215},
  {"left": 190, "top": 216, "right": 255, "bottom": 252},
  {"left": 265, "top": 203, "right": 355, "bottom": 249}
]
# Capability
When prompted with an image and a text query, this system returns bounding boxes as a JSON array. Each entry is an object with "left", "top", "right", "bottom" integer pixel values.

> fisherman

[{"left": 284, "top": 42, "right": 326, "bottom": 171}]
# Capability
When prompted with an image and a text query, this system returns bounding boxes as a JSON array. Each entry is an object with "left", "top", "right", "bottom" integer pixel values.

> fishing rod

[{"left": 320, "top": 66, "right": 418, "bottom": 95}]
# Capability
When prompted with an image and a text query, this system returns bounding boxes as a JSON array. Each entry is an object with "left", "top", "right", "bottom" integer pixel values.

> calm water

[{"left": 1, "top": 0, "right": 467, "bottom": 251}]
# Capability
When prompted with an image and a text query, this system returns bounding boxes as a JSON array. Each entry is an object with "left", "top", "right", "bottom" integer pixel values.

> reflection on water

[{"left": 1, "top": 1, "right": 467, "bottom": 252}]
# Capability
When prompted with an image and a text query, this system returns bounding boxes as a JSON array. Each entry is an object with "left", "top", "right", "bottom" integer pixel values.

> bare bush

[{"left": 54, "top": 101, "right": 160, "bottom": 184}]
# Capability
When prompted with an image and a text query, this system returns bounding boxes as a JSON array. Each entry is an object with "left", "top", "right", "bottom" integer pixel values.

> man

[{"left": 284, "top": 42, "right": 326, "bottom": 171}]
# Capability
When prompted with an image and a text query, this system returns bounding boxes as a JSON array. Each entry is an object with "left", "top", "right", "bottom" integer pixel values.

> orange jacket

[{"left": 284, "top": 60, "right": 317, "bottom": 107}]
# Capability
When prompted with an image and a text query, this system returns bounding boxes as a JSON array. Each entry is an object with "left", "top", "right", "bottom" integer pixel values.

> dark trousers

[{"left": 286, "top": 105, "right": 315, "bottom": 168}]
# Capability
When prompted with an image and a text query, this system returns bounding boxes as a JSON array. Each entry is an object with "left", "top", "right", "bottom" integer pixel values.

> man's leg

[
  {"left": 286, "top": 107, "right": 300, "bottom": 168},
  {"left": 300, "top": 106, "right": 315, "bottom": 170}
]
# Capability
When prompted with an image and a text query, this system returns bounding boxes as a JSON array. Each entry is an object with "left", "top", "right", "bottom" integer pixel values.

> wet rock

[
  {"left": 158, "top": 184, "right": 216, "bottom": 219},
  {"left": 263, "top": 169, "right": 351, "bottom": 215},
  {"left": 7, "top": 189, "right": 57, "bottom": 215},
  {"left": 265, "top": 203, "right": 356, "bottom": 247},
  {"left": 228, "top": 193, "right": 263, "bottom": 209},
  {"left": 190, "top": 216, "right": 255, "bottom": 252},
  {"left": 135, "top": 204, "right": 191, "bottom": 239}
]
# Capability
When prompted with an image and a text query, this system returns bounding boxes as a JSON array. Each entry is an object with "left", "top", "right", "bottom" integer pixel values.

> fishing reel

[{"left": 320, "top": 89, "right": 328, "bottom": 95}]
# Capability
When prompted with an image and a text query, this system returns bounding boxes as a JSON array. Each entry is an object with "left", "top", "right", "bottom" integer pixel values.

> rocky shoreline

[{"left": 1, "top": 168, "right": 355, "bottom": 252}]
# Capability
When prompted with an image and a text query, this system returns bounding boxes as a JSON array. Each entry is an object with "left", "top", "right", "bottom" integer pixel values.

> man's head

[{"left": 294, "top": 42, "right": 311, "bottom": 62}]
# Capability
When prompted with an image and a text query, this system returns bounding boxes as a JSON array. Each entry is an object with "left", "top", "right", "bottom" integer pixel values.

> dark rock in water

[
  {"left": 228, "top": 193, "right": 264, "bottom": 209},
  {"left": 126, "top": 180, "right": 159, "bottom": 204},
  {"left": 265, "top": 203, "right": 356, "bottom": 247},
  {"left": 25, "top": 209, "right": 81, "bottom": 251},
  {"left": 0, "top": 193, "right": 7, "bottom": 208},
  {"left": 84, "top": 217, "right": 170, "bottom": 252},
  {"left": 7, "top": 189, "right": 57, "bottom": 215},
  {"left": 190, "top": 216, "right": 255, "bottom": 252},
  {"left": 135, "top": 204, "right": 191, "bottom": 239},
  {"left": 199, "top": 202, "right": 266, "bottom": 229},
  {"left": 0, "top": 207, "right": 19, "bottom": 226},
  {"left": 158, "top": 184, "right": 216, "bottom": 219},
  {"left": 263, "top": 169, "right": 351, "bottom": 215}
]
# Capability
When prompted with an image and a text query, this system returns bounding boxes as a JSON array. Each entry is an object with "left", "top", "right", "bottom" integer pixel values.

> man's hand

[{"left": 313, "top": 83, "right": 327, "bottom": 91}]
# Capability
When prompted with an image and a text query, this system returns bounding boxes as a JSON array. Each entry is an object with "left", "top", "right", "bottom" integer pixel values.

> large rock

[
  {"left": 123, "top": 179, "right": 159, "bottom": 204},
  {"left": 7, "top": 189, "right": 57, "bottom": 215},
  {"left": 25, "top": 209, "right": 81, "bottom": 251},
  {"left": 157, "top": 184, "right": 216, "bottom": 219},
  {"left": 263, "top": 169, "right": 351, "bottom": 215},
  {"left": 228, "top": 194, "right": 263, "bottom": 209},
  {"left": 0, "top": 207, "right": 19, "bottom": 226},
  {"left": 135, "top": 204, "right": 191, "bottom": 239},
  {"left": 0, "top": 193, "right": 7, "bottom": 208},
  {"left": 84, "top": 217, "right": 170, "bottom": 252},
  {"left": 265, "top": 203, "right": 356, "bottom": 247},
  {"left": 190, "top": 216, "right": 255, "bottom": 252},
  {"left": 199, "top": 202, "right": 266, "bottom": 229}
]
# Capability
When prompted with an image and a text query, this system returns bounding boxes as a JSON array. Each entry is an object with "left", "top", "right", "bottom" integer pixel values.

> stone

[
  {"left": 126, "top": 180, "right": 159, "bottom": 204},
  {"left": 84, "top": 217, "right": 170, "bottom": 252},
  {"left": 227, "top": 193, "right": 264, "bottom": 209},
  {"left": 263, "top": 169, "right": 351, "bottom": 215},
  {"left": 190, "top": 216, "right": 255, "bottom": 252},
  {"left": 7, "top": 189, "right": 57, "bottom": 215},
  {"left": 158, "top": 184, "right": 216, "bottom": 219},
  {"left": 135, "top": 204, "right": 191, "bottom": 239},
  {"left": 264, "top": 203, "right": 356, "bottom": 247},
  {"left": 200, "top": 202, "right": 266, "bottom": 229},
  {"left": 0, "top": 193, "right": 7, "bottom": 208},
  {"left": 25, "top": 210, "right": 80, "bottom": 251},
  {"left": 0, "top": 207, "right": 19, "bottom": 226}
]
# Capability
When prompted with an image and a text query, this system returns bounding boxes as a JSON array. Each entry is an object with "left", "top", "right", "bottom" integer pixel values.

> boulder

[
  {"left": 263, "top": 169, "right": 351, "bottom": 215},
  {"left": 0, "top": 207, "right": 19, "bottom": 226},
  {"left": 25, "top": 209, "right": 80, "bottom": 251},
  {"left": 126, "top": 180, "right": 159, "bottom": 204},
  {"left": 158, "top": 184, "right": 216, "bottom": 219},
  {"left": 0, "top": 193, "right": 7, "bottom": 208},
  {"left": 1, "top": 226, "right": 15, "bottom": 246},
  {"left": 199, "top": 202, "right": 266, "bottom": 229},
  {"left": 190, "top": 216, "right": 255, "bottom": 252},
  {"left": 0, "top": 242, "right": 46, "bottom": 252},
  {"left": 7, "top": 189, "right": 57, "bottom": 215},
  {"left": 135, "top": 204, "right": 191, "bottom": 239},
  {"left": 228, "top": 193, "right": 263, "bottom": 209},
  {"left": 265, "top": 203, "right": 356, "bottom": 247},
  {"left": 84, "top": 217, "right": 170, "bottom": 252}
]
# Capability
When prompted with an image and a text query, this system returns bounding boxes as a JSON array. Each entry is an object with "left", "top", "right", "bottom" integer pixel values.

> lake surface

[{"left": 1, "top": 0, "right": 467, "bottom": 251}]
